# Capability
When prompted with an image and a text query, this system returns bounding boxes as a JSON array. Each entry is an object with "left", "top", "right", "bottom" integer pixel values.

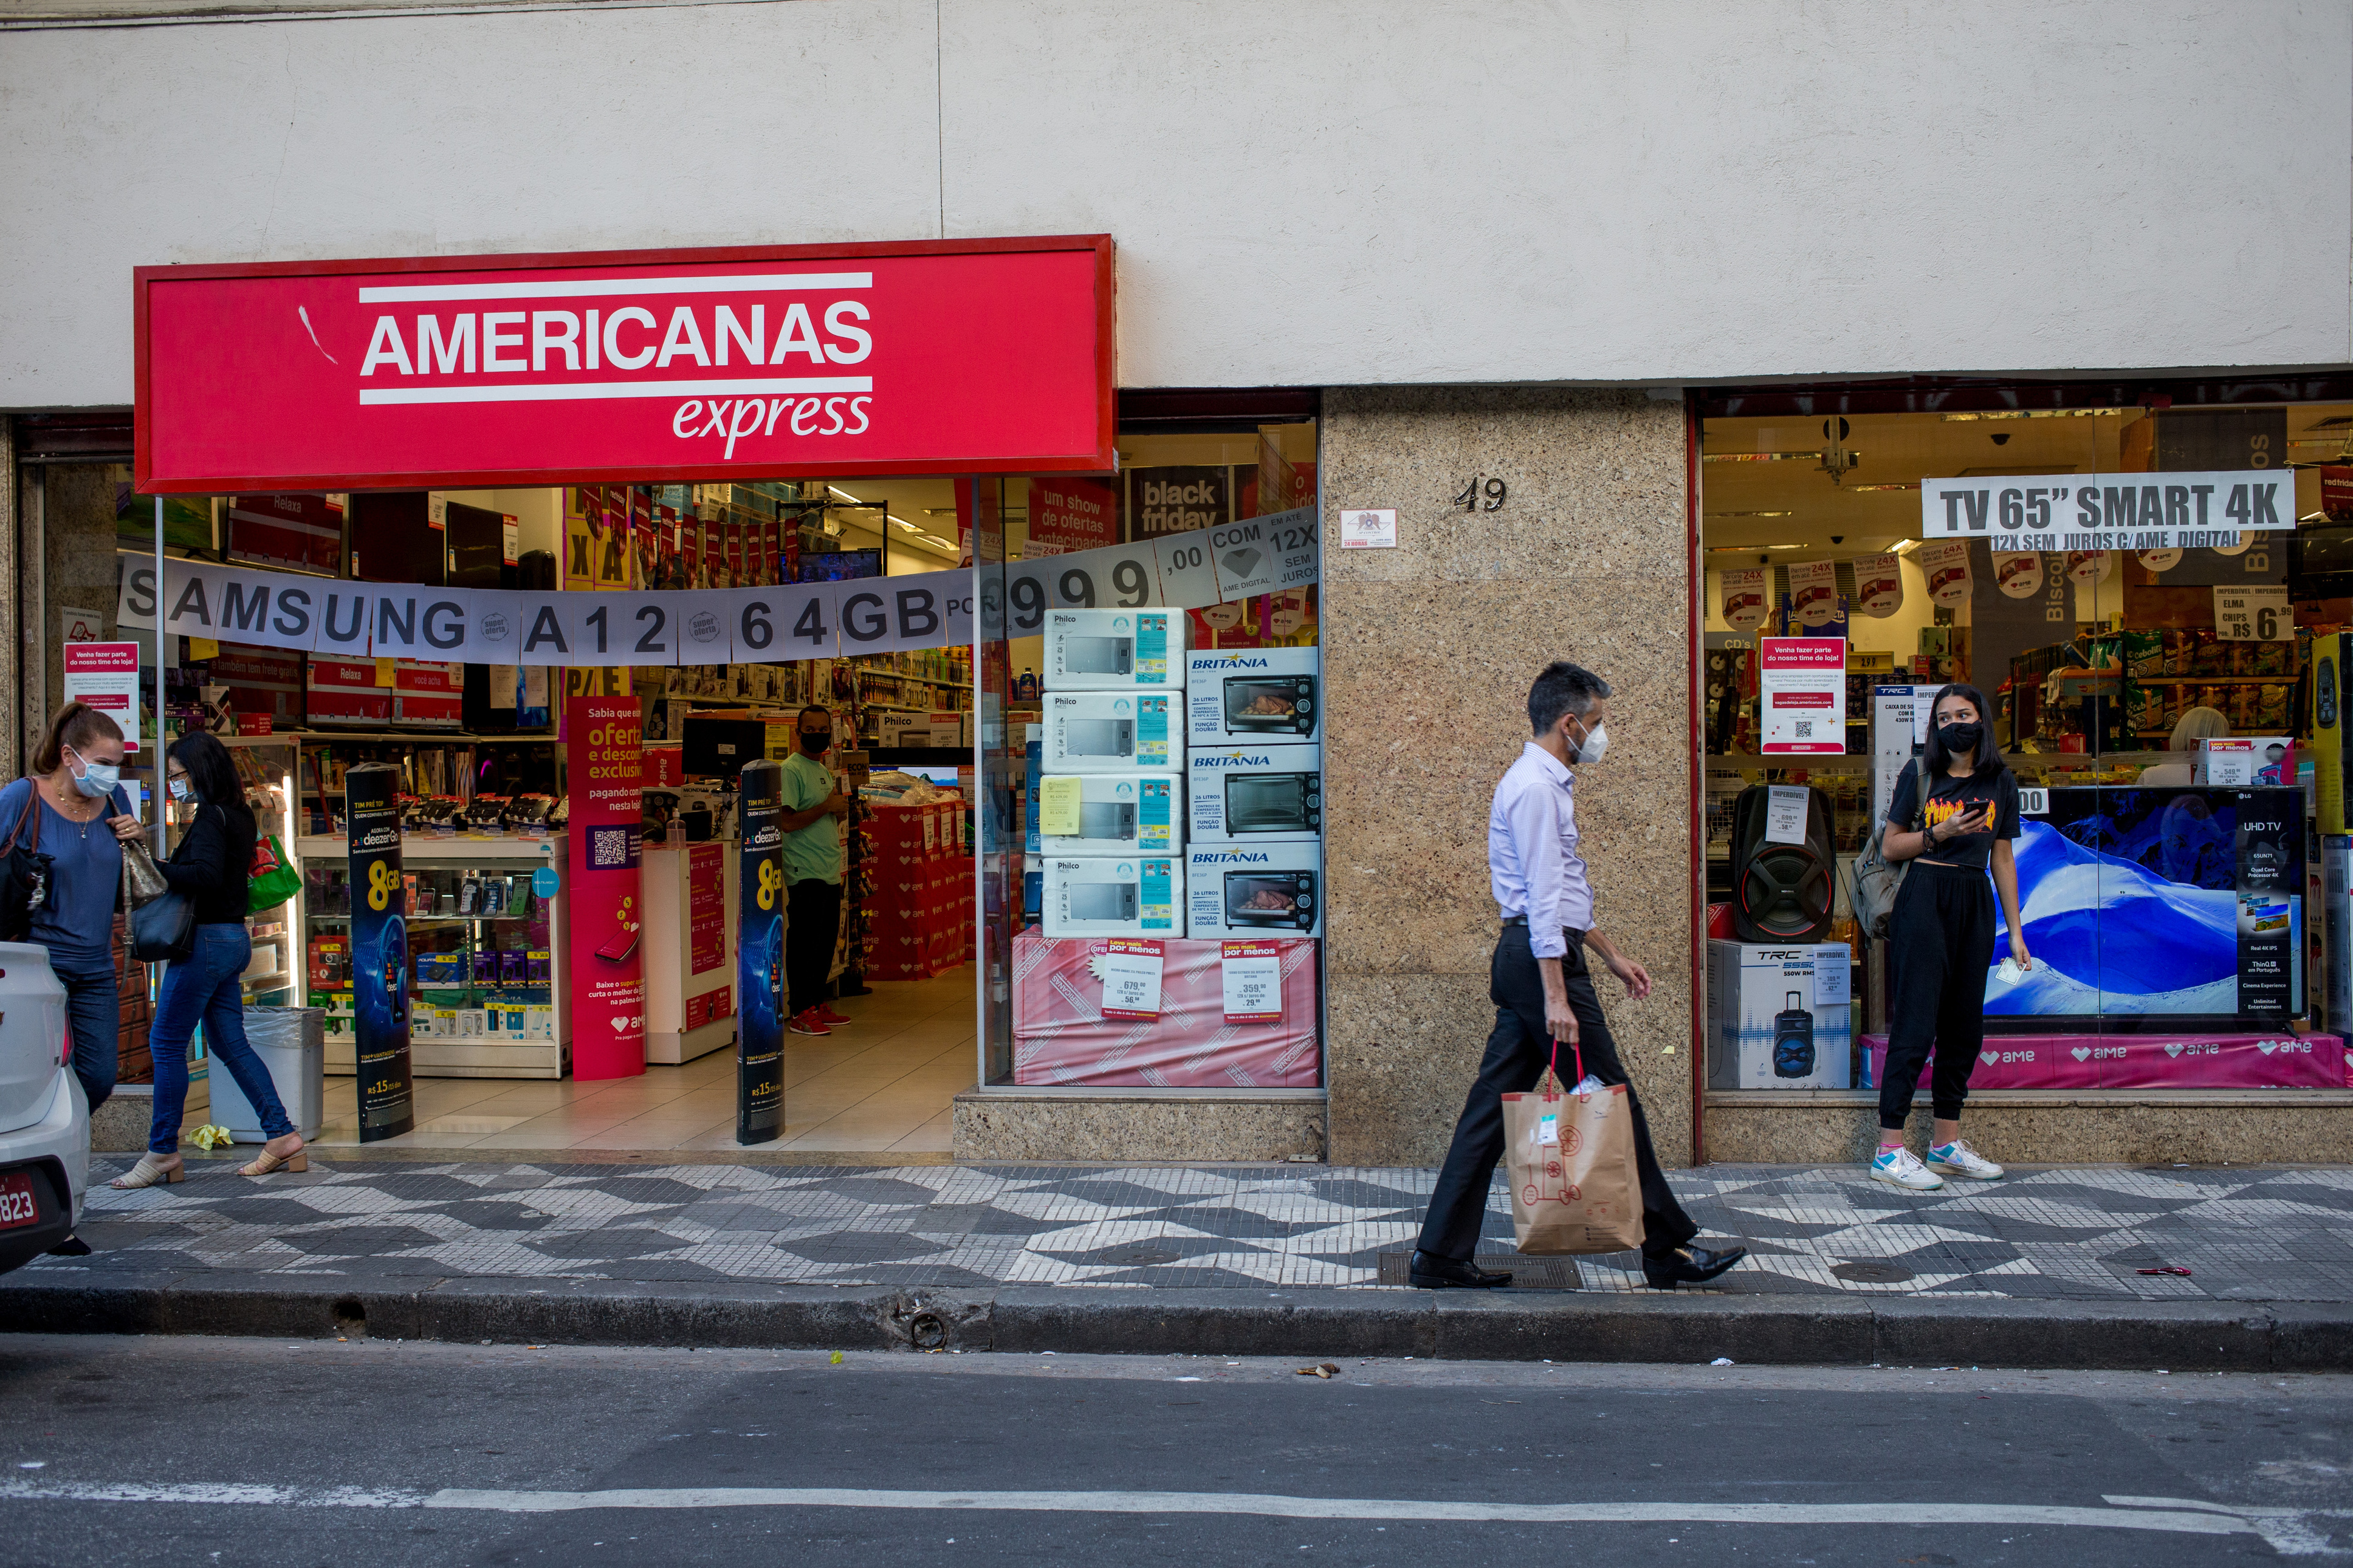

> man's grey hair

[{"left": 1527, "top": 661, "right": 1611, "bottom": 736}]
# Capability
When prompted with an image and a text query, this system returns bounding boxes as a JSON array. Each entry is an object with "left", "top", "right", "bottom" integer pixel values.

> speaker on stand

[{"left": 1728, "top": 784, "right": 1837, "bottom": 944}]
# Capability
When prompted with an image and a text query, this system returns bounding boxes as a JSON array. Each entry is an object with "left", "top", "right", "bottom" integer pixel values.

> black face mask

[
  {"left": 1937, "top": 721, "right": 1984, "bottom": 758},
  {"left": 800, "top": 731, "right": 831, "bottom": 756}
]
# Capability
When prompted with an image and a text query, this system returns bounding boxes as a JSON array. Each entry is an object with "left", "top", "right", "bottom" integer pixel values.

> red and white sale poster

[
  {"left": 62, "top": 643, "right": 143, "bottom": 755},
  {"left": 566, "top": 694, "right": 646, "bottom": 1079},
  {"left": 1759, "top": 637, "right": 1846, "bottom": 755},
  {"left": 1025, "top": 477, "right": 1118, "bottom": 556},
  {"left": 1096, "top": 938, "right": 1165, "bottom": 1019},
  {"left": 688, "top": 843, "right": 726, "bottom": 974}
]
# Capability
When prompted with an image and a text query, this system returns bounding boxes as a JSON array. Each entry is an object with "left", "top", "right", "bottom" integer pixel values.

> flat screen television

[
  {"left": 1988, "top": 786, "right": 2303, "bottom": 1029},
  {"left": 799, "top": 549, "right": 882, "bottom": 583}
]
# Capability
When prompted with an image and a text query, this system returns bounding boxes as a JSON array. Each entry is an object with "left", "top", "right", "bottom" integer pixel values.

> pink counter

[{"left": 1863, "top": 1030, "right": 2349, "bottom": 1090}]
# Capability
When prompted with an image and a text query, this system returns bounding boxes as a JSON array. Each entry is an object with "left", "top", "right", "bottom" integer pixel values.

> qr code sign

[
  {"left": 1794, "top": 721, "right": 1813, "bottom": 739},
  {"left": 588, "top": 827, "right": 637, "bottom": 869}
]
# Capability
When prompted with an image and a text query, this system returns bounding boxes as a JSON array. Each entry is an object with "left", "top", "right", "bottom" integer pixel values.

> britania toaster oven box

[
  {"left": 1186, "top": 841, "right": 1323, "bottom": 938},
  {"left": 1034, "top": 770, "right": 1182, "bottom": 857},
  {"left": 1187, "top": 744, "right": 1322, "bottom": 842},
  {"left": 1043, "top": 855, "right": 1183, "bottom": 938},
  {"left": 1041, "top": 691, "right": 1176, "bottom": 773},
  {"left": 1044, "top": 609, "right": 1188, "bottom": 690},
  {"left": 1186, "top": 648, "right": 1322, "bottom": 744}
]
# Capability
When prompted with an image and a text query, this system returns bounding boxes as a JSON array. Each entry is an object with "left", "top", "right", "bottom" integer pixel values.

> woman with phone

[
  {"left": 112, "top": 732, "right": 303, "bottom": 1188},
  {"left": 1870, "top": 683, "right": 2030, "bottom": 1192}
]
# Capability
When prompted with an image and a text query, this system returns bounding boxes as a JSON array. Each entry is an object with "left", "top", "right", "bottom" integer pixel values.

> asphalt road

[{"left": 0, "top": 1335, "right": 2348, "bottom": 1566}]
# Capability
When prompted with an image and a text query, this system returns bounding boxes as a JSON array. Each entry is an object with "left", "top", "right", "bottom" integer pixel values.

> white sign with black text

[{"left": 1918, "top": 469, "right": 2295, "bottom": 553}]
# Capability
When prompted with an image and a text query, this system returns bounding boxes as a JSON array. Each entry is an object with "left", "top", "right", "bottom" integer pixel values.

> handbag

[
  {"left": 123, "top": 809, "right": 194, "bottom": 963},
  {"left": 1502, "top": 1038, "right": 1646, "bottom": 1256},
  {"left": 247, "top": 832, "right": 300, "bottom": 914},
  {"left": 0, "top": 781, "right": 51, "bottom": 943}
]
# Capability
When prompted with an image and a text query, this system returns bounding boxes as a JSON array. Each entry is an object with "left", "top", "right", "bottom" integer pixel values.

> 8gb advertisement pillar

[
  {"left": 566, "top": 693, "right": 647, "bottom": 1080},
  {"left": 737, "top": 759, "right": 785, "bottom": 1144},
  {"left": 346, "top": 763, "right": 414, "bottom": 1141}
]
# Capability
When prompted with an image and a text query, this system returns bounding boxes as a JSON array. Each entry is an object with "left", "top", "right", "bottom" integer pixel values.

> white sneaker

[
  {"left": 1869, "top": 1146, "right": 1943, "bottom": 1191},
  {"left": 1926, "top": 1138, "right": 2005, "bottom": 1181}
]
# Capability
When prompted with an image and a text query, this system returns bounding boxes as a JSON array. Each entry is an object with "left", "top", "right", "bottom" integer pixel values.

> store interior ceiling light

[
  {"left": 828, "top": 485, "right": 865, "bottom": 504},
  {"left": 1846, "top": 482, "right": 1917, "bottom": 492},
  {"left": 1939, "top": 408, "right": 2129, "bottom": 422},
  {"left": 1705, "top": 510, "right": 1795, "bottom": 518},
  {"left": 1701, "top": 450, "right": 1863, "bottom": 464}
]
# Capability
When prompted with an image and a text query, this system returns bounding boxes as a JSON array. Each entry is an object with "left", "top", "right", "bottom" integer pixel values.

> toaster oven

[
  {"left": 1187, "top": 648, "right": 1323, "bottom": 743},
  {"left": 1186, "top": 843, "right": 1324, "bottom": 937},
  {"left": 1187, "top": 744, "right": 1322, "bottom": 841}
]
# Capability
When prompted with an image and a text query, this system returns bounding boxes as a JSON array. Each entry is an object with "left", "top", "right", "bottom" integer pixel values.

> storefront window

[
  {"left": 1699, "top": 393, "right": 2353, "bottom": 1094},
  {"left": 977, "top": 419, "right": 1324, "bottom": 1090}
]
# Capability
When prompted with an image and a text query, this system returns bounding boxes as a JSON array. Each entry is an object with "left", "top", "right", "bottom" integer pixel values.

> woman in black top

[
  {"left": 1869, "top": 683, "right": 2030, "bottom": 1193},
  {"left": 111, "top": 733, "right": 305, "bottom": 1188}
]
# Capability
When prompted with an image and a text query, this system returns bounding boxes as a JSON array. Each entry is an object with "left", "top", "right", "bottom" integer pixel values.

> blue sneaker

[{"left": 1869, "top": 1146, "right": 1942, "bottom": 1191}]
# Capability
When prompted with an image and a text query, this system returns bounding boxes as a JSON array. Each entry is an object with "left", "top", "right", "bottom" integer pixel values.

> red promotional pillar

[{"left": 567, "top": 693, "right": 647, "bottom": 1079}]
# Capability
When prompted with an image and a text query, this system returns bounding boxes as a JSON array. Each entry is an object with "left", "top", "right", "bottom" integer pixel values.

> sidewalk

[{"left": 10, "top": 1157, "right": 2353, "bottom": 1368}]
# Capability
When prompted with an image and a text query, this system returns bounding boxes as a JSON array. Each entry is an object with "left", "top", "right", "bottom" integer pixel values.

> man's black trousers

[
  {"left": 1415, "top": 924, "right": 1699, "bottom": 1262},
  {"left": 785, "top": 878, "right": 844, "bottom": 1018}
]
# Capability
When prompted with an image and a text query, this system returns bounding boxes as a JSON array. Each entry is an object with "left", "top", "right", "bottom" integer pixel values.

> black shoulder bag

[
  {"left": 0, "top": 782, "right": 52, "bottom": 943},
  {"left": 126, "top": 801, "right": 200, "bottom": 964}
]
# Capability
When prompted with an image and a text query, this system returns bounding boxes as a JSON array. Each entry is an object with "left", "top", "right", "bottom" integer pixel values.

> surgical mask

[
  {"left": 800, "top": 731, "right": 831, "bottom": 756},
  {"left": 66, "top": 747, "right": 119, "bottom": 801},
  {"left": 1937, "top": 721, "right": 1984, "bottom": 758},
  {"left": 169, "top": 778, "right": 192, "bottom": 802},
  {"left": 1572, "top": 720, "right": 1609, "bottom": 766}
]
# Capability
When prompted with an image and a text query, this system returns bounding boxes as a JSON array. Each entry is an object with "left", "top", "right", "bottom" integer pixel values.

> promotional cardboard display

[
  {"left": 565, "top": 694, "right": 647, "bottom": 1079},
  {"left": 1705, "top": 939, "right": 1853, "bottom": 1089},
  {"left": 345, "top": 764, "right": 414, "bottom": 1140},
  {"left": 735, "top": 760, "right": 784, "bottom": 1144}
]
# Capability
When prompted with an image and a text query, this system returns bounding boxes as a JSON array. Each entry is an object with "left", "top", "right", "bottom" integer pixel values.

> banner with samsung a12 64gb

[{"left": 1759, "top": 637, "right": 1846, "bottom": 755}]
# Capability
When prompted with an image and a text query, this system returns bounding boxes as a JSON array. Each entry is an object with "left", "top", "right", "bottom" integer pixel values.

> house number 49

[{"left": 1454, "top": 476, "right": 1508, "bottom": 511}]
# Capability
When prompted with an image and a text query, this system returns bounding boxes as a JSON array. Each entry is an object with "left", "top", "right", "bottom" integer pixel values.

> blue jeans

[
  {"left": 150, "top": 923, "right": 293, "bottom": 1155},
  {"left": 46, "top": 950, "right": 119, "bottom": 1117}
]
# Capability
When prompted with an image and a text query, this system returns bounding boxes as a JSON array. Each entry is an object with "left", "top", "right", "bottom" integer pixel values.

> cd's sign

[{"left": 136, "top": 237, "right": 1115, "bottom": 491}]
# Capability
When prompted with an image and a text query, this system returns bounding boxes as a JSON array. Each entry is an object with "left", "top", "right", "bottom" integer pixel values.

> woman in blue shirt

[{"left": 0, "top": 703, "right": 144, "bottom": 1121}]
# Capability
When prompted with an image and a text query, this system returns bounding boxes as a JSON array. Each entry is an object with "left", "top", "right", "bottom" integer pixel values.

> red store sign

[{"left": 136, "top": 236, "right": 1115, "bottom": 493}]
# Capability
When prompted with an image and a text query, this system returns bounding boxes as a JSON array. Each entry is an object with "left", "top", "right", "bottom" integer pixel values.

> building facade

[{"left": 5, "top": 0, "right": 2351, "bottom": 1165}]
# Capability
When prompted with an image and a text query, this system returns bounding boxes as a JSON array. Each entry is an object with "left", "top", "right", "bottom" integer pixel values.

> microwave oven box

[
  {"left": 1186, "top": 648, "right": 1322, "bottom": 744},
  {"left": 1187, "top": 841, "right": 1324, "bottom": 938},
  {"left": 1188, "top": 743, "right": 1323, "bottom": 841},
  {"left": 1045, "top": 609, "right": 1188, "bottom": 690},
  {"left": 1042, "top": 691, "right": 1177, "bottom": 773},
  {"left": 1705, "top": 939, "right": 1853, "bottom": 1090},
  {"left": 1036, "top": 770, "right": 1182, "bottom": 857},
  {"left": 2196, "top": 737, "right": 2295, "bottom": 788},
  {"left": 1042, "top": 855, "right": 1183, "bottom": 938}
]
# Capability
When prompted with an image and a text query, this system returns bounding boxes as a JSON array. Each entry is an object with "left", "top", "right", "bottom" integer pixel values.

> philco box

[
  {"left": 1044, "top": 609, "right": 1187, "bottom": 690},
  {"left": 2197, "top": 737, "right": 2295, "bottom": 788},
  {"left": 1043, "top": 856, "right": 1182, "bottom": 938},
  {"left": 1036, "top": 770, "right": 1182, "bottom": 857},
  {"left": 1705, "top": 939, "right": 1853, "bottom": 1090},
  {"left": 1042, "top": 692, "right": 1176, "bottom": 773}
]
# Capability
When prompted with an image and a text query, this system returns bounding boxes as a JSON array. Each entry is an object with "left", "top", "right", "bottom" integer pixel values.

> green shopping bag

[{"left": 247, "top": 833, "right": 301, "bottom": 914}]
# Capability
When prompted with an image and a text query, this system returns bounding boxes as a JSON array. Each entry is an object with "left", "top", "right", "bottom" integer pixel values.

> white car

[{"left": 0, "top": 941, "right": 86, "bottom": 1275}]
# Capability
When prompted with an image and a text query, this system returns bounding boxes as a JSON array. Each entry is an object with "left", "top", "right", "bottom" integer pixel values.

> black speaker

[{"left": 1730, "top": 784, "right": 1836, "bottom": 943}]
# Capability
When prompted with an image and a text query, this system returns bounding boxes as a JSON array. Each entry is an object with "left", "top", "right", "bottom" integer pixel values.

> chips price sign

[{"left": 2213, "top": 584, "right": 2290, "bottom": 642}]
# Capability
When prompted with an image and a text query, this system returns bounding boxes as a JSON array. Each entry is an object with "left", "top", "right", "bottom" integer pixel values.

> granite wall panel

[{"left": 1319, "top": 387, "right": 1695, "bottom": 1168}]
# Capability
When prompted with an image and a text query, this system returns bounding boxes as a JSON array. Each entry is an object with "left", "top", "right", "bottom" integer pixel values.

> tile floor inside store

[{"left": 293, "top": 970, "right": 975, "bottom": 1155}]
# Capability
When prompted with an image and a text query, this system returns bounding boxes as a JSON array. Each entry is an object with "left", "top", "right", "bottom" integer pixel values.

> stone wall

[{"left": 1319, "top": 387, "right": 1694, "bottom": 1168}]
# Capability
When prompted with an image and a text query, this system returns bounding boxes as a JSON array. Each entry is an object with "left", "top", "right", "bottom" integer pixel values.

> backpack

[{"left": 1850, "top": 762, "right": 1923, "bottom": 940}]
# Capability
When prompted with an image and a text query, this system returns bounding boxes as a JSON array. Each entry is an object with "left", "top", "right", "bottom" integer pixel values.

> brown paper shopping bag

[{"left": 1502, "top": 1039, "right": 1646, "bottom": 1255}]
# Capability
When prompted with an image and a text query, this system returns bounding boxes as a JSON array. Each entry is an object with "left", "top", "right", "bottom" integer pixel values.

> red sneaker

[
  {"left": 787, "top": 1009, "right": 831, "bottom": 1036},
  {"left": 816, "top": 1004, "right": 853, "bottom": 1026}
]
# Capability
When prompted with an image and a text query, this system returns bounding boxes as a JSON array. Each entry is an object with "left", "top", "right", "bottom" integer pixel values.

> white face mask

[
  {"left": 66, "top": 746, "right": 120, "bottom": 800},
  {"left": 1571, "top": 719, "right": 1609, "bottom": 765},
  {"left": 169, "top": 778, "right": 192, "bottom": 802}
]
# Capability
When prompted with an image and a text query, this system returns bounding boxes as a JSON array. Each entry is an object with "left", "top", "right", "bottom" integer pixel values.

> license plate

[{"left": 0, "top": 1170, "right": 41, "bottom": 1231}]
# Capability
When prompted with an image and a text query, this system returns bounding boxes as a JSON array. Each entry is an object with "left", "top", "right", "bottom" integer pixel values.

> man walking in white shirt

[{"left": 1410, "top": 661, "right": 1747, "bottom": 1290}]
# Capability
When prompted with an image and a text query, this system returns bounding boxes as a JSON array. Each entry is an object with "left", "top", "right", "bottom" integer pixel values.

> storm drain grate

[{"left": 1376, "top": 1251, "right": 1582, "bottom": 1290}]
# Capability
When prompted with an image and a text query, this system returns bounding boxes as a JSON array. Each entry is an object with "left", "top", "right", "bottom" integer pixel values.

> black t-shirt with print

[{"left": 1885, "top": 760, "right": 2021, "bottom": 869}]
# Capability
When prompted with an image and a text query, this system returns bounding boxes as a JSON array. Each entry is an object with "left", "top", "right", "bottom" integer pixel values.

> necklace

[{"left": 47, "top": 776, "right": 101, "bottom": 839}]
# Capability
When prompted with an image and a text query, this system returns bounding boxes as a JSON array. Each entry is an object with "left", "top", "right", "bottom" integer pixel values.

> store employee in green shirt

[{"left": 778, "top": 704, "right": 852, "bottom": 1036}]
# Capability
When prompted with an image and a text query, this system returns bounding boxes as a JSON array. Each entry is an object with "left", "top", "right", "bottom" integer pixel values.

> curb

[{"left": 4, "top": 1270, "right": 2348, "bottom": 1370}]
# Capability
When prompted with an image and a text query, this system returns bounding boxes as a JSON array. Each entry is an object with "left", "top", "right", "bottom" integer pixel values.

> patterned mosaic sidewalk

[{"left": 33, "top": 1159, "right": 2353, "bottom": 1301}]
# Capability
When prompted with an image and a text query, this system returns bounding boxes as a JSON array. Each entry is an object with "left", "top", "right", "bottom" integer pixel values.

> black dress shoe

[
  {"left": 45, "top": 1234, "right": 92, "bottom": 1258},
  {"left": 1641, "top": 1242, "right": 1747, "bottom": 1289},
  {"left": 1408, "top": 1250, "right": 1513, "bottom": 1289}
]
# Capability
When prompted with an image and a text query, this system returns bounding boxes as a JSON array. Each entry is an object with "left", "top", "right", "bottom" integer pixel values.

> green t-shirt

[{"left": 778, "top": 751, "right": 845, "bottom": 885}]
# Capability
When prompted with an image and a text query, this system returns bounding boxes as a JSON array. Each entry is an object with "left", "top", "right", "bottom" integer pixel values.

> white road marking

[{"left": 0, "top": 1481, "right": 2268, "bottom": 1535}]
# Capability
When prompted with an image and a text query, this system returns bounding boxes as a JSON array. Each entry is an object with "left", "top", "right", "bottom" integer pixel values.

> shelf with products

[{"left": 301, "top": 835, "right": 569, "bottom": 1080}]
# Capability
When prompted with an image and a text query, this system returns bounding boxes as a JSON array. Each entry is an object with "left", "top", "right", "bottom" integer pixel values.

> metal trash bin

[{"left": 205, "top": 1007, "right": 326, "bottom": 1142}]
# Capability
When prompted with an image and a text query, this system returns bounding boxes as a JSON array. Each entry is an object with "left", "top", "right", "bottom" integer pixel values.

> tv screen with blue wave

[{"left": 1988, "top": 786, "right": 2301, "bottom": 1025}]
